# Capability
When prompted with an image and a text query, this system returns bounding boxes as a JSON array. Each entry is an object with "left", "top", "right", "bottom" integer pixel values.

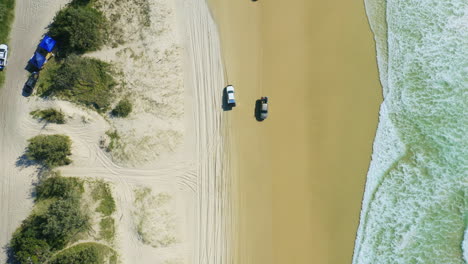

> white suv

[
  {"left": 226, "top": 85, "right": 236, "bottom": 107},
  {"left": 0, "top": 44, "right": 8, "bottom": 70}
]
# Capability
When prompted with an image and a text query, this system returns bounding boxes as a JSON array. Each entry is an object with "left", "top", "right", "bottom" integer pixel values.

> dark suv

[{"left": 24, "top": 72, "right": 39, "bottom": 94}]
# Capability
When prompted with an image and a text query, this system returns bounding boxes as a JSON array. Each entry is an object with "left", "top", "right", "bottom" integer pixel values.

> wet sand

[{"left": 208, "top": 0, "right": 382, "bottom": 263}]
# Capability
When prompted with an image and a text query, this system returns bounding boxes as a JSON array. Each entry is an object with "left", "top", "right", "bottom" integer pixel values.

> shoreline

[{"left": 208, "top": 0, "right": 382, "bottom": 263}]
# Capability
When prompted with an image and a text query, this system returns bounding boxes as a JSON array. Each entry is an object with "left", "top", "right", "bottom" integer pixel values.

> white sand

[{"left": 0, "top": 0, "right": 233, "bottom": 263}]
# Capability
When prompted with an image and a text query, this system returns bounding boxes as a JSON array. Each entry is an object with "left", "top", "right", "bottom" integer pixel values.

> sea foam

[{"left": 353, "top": 0, "right": 467, "bottom": 263}]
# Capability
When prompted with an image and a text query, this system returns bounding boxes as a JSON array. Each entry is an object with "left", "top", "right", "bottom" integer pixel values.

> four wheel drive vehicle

[
  {"left": 226, "top": 85, "right": 236, "bottom": 107},
  {"left": 0, "top": 44, "right": 8, "bottom": 70},
  {"left": 24, "top": 72, "right": 39, "bottom": 94},
  {"left": 259, "top": 96, "right": 268, "bottom": 120}
]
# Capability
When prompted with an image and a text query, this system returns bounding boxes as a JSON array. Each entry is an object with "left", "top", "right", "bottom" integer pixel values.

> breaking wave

[{"left": 353, "top": 0, "right": 467, "bottom": 263}]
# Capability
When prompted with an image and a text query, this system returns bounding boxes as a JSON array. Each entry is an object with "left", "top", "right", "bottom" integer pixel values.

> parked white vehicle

[
  {"left": 0, "top": 44, "right": 8, "bottom": 70},
  {"left": 226, "top": 85, "right": 236, "bottom": 107}
]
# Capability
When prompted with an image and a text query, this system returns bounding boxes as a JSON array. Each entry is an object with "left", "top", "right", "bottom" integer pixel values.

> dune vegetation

[
  {"left": 36, "top": 0, "right": 117, "bottom": 113},
  {"left": 49, "top": 0, "right": 107, "bottom": 55},
  {"left": 0, "top": 0, "right": 15, "bottom": 87},
  {"left": 30, "top": 108, "right": 66, "bottom": 124},
  {"left": 111, "top": 99, "right": 133, "bottom": 117},
  {"left": 9, "top": 172, "right": 118, "bottom": 264},
  {"left": 26, "top": 134, "right": 72, "bottom": 168},
  {"left": 9, "top": 173, "right": 87, "bottom": 263},
  {"left": 36, "top": 55, "right": 116, "bottom": 112}
]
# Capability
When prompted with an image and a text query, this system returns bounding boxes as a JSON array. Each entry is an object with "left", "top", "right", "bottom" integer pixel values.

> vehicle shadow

[
  {"left": 221, "top": 87, "right": 233, "bottom": 111},
  {"left": 254, "top": 99, "right": 264, "bottom": 121}
]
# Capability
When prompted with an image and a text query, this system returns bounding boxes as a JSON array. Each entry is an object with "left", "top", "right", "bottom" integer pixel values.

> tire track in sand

[{"left": 179, "top": 0, "right": 233, "bottom": 263}]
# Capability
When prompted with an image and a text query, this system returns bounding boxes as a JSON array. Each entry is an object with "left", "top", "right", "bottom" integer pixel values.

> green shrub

[
  {"left": 36, "top": 175, "right": 83, "bottom": 200},
  {"left": 37, "top": 55, "right": 115, "bottom": 111},
  {"left": 49, "top": 4, "right": 106, "bottom": 54},
  {"left": 111, "top": 99, "right": 132, "bottom": 117},
  {"left": 10, "top": 220, "right": 52, "bottom": 264},
  {"left": 40, "top": 198, "right": 89, "bottom": 248},
  {"left": 9, "top": 174, "right": 93, "bottom": 262},
  {"left": 26, "top": 135, "right": 72, "bottom": 168},
  {"left": 30, "top": 108, "right": 66, "bottom": 124}
]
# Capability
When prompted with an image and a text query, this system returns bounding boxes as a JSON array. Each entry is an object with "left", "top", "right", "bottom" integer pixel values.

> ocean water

[{"left": 353, "top": 0, "right": 467, "bottom": 263}]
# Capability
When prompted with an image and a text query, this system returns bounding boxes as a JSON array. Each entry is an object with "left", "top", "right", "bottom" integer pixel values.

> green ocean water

[{"left": 353, "top": 0, "right": 467, "bottom": 263}]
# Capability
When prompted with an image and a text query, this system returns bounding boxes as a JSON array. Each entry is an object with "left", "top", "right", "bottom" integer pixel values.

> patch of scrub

[
  {"left": 353, "top": 0, "right": 467, "bottom": 263},
  {"left": 36, "top": 55, "right": 116, "bottom": 113},
  {"left": 133, "top": 187, "right": 178, "bottom": 248},
  {"left": 8, "top": 172, "right": 119, "bottom": 263},
  {"left": 9, "top": 172, "right": 88, "bottom": 263},
  {"left": 82, "top": 179, "right": 117, "bottom": 244}
]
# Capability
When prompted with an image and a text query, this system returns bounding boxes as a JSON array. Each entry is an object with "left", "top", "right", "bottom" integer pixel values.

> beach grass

[
  {"left": 0, "top": 0, "right": 15, "bottom": 87},
  {"left": 105, "top": 130, "right": 121, "bottom": 152},
  {"left": 99, "top": 216, "right": 115, "bottom": 242},
  {"left": 30, "top": 108, "right": 66, "bottom": 124},
  {"left": 91, "top": 180, "right": 116, "bottom": 216}
]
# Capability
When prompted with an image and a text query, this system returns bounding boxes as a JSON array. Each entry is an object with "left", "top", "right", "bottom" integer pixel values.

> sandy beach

[
  {"left": 208, "top": 0, "right": 382, "bottom": 263},
  {"left": 0, "top": 0, "right": 232, "bottom": 263}
]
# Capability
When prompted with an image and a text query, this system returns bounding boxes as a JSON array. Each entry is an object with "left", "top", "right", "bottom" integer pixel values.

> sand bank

[
  {"left": 208, "top": 0, "right": 382, "bottom": 263},
  {"left": 0, "top": 0, "right": 232, "bottom": 263}
]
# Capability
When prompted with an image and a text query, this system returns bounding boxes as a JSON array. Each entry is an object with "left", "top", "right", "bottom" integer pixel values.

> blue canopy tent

[
  {"left": 38, "top": 35, "right": 56, "bottom": 53},
  {"left": 29, "top": 52, "right": 47, "bottom": 69}
]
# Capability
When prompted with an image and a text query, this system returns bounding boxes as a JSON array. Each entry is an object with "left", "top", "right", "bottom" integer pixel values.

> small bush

[
  {"left": 26, "top": 135, "right": 72, "bottom": 168},
  {"left": 38, "top": 55, "right": 115, "bottom": 111},
  {"left": 30, "top": 108, "right": 66, "bottom": 124},
  {"left": 49, "top": 4, "right": 106, "bottom": 54},
  {"left": 36, "top": 175, "right": 83, "bottom": 200},
  {"left": 111, "top": 99, "right": 132, "bottom": 117}
]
